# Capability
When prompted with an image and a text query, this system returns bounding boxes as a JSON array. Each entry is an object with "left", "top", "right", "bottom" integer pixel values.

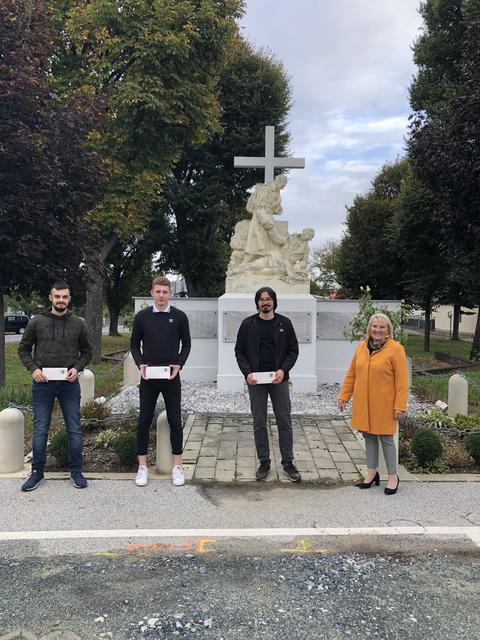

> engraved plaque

[
  {"left": 222, "top": 311, "right": 312, "bottom": 343},
  {"left": 223, "top": 311, "right": 249, "bottom": 342},
  {"left": 184, "top": 310, "right": 217, "bottom": 339},
  {"left": 316, "top": 312, "right": 353, "bottom": 340},
  {"left": 282, "top": 312, "right": 312, "bottom": 343}
]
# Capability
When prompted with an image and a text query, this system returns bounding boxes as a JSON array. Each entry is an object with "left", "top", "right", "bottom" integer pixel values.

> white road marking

[{"left": 0, "top": 527, "right": 479, "bottom": 546}]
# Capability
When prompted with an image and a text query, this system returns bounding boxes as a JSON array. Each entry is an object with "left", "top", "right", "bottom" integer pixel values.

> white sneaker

[
  {"left": 135, "top": 465, "right": 148, "bottom": 487},
  {"left": 172, "top": 465, "right": 185, "bottom": 486}
]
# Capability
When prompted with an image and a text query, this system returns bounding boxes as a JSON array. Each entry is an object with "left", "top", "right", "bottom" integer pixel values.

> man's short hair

[
  {"left": 152, "top": 276, "right": 172, "bottom": 290},
  {"left": 50, "top": 280, "right": 70, "bottom": 293},
  {"left": 255, "top": 287, "right": 278, "bottom": 311}
]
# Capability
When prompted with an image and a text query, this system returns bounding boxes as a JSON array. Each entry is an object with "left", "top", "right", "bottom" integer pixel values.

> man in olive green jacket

[{"left": 18, "top": 280, "right": 92, "bottom": 491}]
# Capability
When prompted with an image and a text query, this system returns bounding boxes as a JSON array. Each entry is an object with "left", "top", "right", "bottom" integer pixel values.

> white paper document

[
  {"left": 252, "top": 371, "right": 276, "bottom": 384},
  {"left": 146, "top": 366, "right": 171, "bottom": 379},
  {"left": 42, "top": 367, "right": 68, "bottom": 380}
]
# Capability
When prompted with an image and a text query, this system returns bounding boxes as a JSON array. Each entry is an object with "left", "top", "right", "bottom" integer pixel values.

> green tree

[
  {"left": 310, "top": 241, "right": 341, "bottom": 298},
  {"left": 407, "top": 0, "right": 480, "bottom": 356},
  {"left": 336, "top": 159, "right": 410, "bottom": 299},
  {"left": 410, "top": 0, "right": 466, "bottom": 120},
  {"left": 52, "top": 0, "right": 245, "bottom": 359},
  {"left": 0, "top": 0, "right": 105, "bottom": 386},
  {"left": 156, "top": 39, "right": 292, "bottom": 296}
]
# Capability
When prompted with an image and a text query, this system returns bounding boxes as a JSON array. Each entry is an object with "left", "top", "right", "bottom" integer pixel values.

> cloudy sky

[{"left": 238, "top": 0, "right": 424, "bottom": 246}]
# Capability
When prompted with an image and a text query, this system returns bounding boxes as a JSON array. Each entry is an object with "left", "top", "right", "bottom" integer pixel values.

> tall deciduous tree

[
  {"left": 0, "top": 0, "right": 105, "bottom": 386},
  {"left": 336, "top": 159, "right": 410, "bottom": 300},
  {"left": 310, "top": 241, "right": 341, "bottom": 298},
  {"left": 52, "top": 0, "right": 245, "bottom": 360},
  {"left": 156, "top": 39, "right": 292, "bottom": 296}
]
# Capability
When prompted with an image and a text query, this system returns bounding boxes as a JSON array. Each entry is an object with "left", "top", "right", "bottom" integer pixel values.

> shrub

[
  {"left": 465, "top": 432, "right": 480, "bottom": 464},
  {"left": 113, "top": 431, "right": 137, "bottom": 466},
  {"left": 0, "top": 386, "right": 32, "bottom": 411},
  {"left": 49, "top": 429, "right": 69, "bottom": 466},
  {"left": 399, "top": 414, "right": 421, "bottom": 439},
  {"left": 425, "top": 408, "right": 454, "bottom": 429},
  {"left": 94, "top": 428, "right": 119, "bottom": 449},
  {"left": 453, "top": 414, "right": 480, "bottom": 430},
  {"left": 444, "top": 443, "right": 470, "bottom": 469},
  {"left": 411, "top": 428, "right": 443, "bottom": 466},
  {"left": 81, "top": 400, "right": 111, "bottom": 419}
]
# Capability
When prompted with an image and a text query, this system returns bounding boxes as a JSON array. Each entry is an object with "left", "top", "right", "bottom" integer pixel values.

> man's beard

[{"left": 53, "top": 303, "right": 67, "bottom": 312}]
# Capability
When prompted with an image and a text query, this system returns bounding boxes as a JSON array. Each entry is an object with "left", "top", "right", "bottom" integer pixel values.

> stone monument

[
  {"left": 227, "top": 126, "right": 313, "bottom": 293},
  {"left": 217, "top": 125, "right": 318, "bottom": 391}
]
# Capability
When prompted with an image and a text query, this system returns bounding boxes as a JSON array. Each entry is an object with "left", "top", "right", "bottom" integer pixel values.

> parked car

[{"left": 4, "top": 314, "right": 29, "bottom": 334}]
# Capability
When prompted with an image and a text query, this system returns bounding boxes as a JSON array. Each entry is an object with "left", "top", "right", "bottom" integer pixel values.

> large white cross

[{"left": 234, "top": 125, "right": 305, "bottom": 183}]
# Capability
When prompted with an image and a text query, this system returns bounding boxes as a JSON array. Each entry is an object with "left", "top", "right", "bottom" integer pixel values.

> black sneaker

[
  {"left": 70, "top": 471, "right": 88, "bottom": 489},
  {"left": 256, "top": 462, "right": 271, "bottom": 481},
  {"left": 283, "top": 463, "right": 301, "bottom": 482},
  {"left": 21, "top": 471, "right": 45, "bottom": 492}
]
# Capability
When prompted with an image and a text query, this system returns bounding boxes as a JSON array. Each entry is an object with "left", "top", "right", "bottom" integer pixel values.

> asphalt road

[{"left": 1, "top": 481, "right": 479, "bottom": 639}]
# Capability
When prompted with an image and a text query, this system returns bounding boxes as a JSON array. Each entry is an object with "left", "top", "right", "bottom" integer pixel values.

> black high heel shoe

[
  {"left": 356, "top": 471, "right": 380, "bottom": 489},
  {"left": 384, "top": 474, "right": 400, "bottom": 495}
]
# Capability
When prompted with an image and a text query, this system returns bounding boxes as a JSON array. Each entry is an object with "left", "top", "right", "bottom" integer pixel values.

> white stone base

[{"left": 225, "top": 273, "right": 309, "bottom": 294}]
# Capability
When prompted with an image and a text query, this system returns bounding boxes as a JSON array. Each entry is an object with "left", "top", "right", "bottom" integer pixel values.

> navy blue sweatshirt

[{"left": 130, "top": 306, "right": 191, "bottom": 368}]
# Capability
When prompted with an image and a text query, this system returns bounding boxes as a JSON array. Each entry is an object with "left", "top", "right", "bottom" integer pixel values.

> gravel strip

[{"left": 107, "top": 381, "right": 432, "bottom": 416}]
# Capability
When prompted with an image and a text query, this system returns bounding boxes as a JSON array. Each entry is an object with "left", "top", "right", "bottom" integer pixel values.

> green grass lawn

[
  {"left": 0, "top": 332, "right": 131, "bottom": 410},
  {"left": 406, "top": 333, "right": 480, "bottom": 413}
]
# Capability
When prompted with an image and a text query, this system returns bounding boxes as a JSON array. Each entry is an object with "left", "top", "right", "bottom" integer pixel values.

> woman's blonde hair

[{"left": 365, "top": 313, "right": 394, "bottom": 340}]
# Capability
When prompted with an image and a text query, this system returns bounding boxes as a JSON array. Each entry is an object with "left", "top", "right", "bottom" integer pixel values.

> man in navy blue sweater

[{"left": 130, "top": 276, "right": 191, "bottom": 487}]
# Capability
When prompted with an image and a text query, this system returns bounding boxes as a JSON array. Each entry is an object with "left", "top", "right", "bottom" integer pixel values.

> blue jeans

[{"left": 32, "top": 380, "right": 83, "bottom": 472}]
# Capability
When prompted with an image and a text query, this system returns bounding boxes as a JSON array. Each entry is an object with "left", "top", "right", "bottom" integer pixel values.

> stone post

[
  {"left": 407, "top": 356, "right": 413, "bottom": 388},
  {"left": 79, "top": 369, "right": 95, "bottom": 407},
  {"left": 0, "top": 408, "right": 25, "bottom": 473},
  {"left": 448, "top": 373, "right": 468, "bottom": 418},
  {"left": 156, "top": 411, "right": 171, "bottom": 475},
  {"left": 123, "top": 351, "right": 140, "bottom": 386}
]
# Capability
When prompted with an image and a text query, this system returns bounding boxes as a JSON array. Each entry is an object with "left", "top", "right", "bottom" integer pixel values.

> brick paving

[{"left": 181, "top": 414, "right": 364, "bottom": 484}]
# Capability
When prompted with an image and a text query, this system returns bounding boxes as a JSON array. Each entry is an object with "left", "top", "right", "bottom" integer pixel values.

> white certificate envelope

[
  {"left": 252, "top": 371, "right": 276, "bottom": 384},
  {"left": 146, "top": 366, "right": 171, "bottom": 379},
  {"left": 42, "top": 367, "right": 68, "bottom": 380}
]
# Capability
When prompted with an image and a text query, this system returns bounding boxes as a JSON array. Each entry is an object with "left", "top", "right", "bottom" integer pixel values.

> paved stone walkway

[{"left": 180, "top": 414, "right": 364, "bottom": 484}]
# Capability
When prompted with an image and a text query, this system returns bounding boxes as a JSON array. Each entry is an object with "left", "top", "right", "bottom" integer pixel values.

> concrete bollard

[
  {"left": 79, "top": 368, "right": 95, "bottom": 407},
  {"left": 448, "top": 373, "right": 468, "bottom": 417},
  {"left": 156, "top": 410, "right": 171, "bottom": 475},
  {"left": 0, "top": 408, "right": 25, "bottom": 473},
  {"left": 123, "top": 351, "right": 140, "bottom": 386}
]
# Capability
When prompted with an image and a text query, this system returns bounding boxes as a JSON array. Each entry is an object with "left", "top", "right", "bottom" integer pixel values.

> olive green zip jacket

[{"left": 18, "top": 310, "right": 92, "bottom": 373}]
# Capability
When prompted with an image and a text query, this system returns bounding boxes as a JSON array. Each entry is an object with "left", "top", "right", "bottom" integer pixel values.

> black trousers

[
  {"left": 136, "top": 376, "right": 183, "bottom": 456},
  {"left": 247, "top": 380, "right": 293, "bottom": 466}
]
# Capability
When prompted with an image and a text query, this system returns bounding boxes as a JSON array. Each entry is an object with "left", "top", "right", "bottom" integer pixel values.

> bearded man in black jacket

[{"left": 235, "top": 287, "right": 301, "bottom": 482}]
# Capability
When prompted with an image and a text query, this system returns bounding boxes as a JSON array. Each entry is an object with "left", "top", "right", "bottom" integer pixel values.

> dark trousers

[
  {"left": 31, "top": 380, "right": 83, "bottom": 472},
  {"left": 247, "top": 380, "right": 293, "bottom": 466},
  {"left": 137, "top": 376, "right": 183, "bottom": 456}
]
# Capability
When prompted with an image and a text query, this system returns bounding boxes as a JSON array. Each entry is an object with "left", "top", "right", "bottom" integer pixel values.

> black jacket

[{"left": 235, "top": 313, "right": 299, "bottom": 380}]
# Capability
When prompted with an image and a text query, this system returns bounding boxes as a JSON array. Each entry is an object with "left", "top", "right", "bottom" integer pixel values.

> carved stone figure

[{"left": 225, "top": 175, "right": 315, "bottom": 293}]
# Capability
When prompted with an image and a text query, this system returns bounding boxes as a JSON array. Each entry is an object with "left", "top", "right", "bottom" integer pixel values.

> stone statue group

[{"left": 226, "top": 175, "right": 314, "bottom": 290}]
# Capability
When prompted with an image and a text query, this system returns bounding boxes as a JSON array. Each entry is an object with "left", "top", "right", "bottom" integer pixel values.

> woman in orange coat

[{"left": 338, "top": 313, "right": 408, "bottom": 495}]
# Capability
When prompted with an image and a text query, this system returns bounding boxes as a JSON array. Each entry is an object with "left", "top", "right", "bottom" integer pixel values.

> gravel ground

[
  {"left": 107, "top": 381, "right": 432, "bottom": 416},
  {"left": 1, "top": 551, "right": 479, "bottom": 640}
]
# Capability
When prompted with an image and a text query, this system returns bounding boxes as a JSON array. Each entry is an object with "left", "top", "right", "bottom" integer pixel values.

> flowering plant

[{"left": 343, "top": 286, "right": 410, "bottom": 346}]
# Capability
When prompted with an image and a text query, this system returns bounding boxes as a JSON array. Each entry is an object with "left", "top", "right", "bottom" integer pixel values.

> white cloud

[{"left": 238, "top": 0, "right": 423, "bottom": 243}]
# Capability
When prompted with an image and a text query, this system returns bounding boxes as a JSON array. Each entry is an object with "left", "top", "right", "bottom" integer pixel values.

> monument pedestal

[{"left": 217, "top": 293, "right": 318, "bottom": 392}]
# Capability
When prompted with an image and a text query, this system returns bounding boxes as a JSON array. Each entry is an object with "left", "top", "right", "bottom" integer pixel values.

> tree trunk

[
  {"left": 423, "top": 296, "right": 432, "bottom": 352},
  {"left": 0, "top": 294, "right": 5, "bottom": 388},
  {"left": 108, "top": 309, "right": 120, "bottom": 336},
  {"left": 185, "top": 277, "right": 199, "bottom": 297},
  {"left": 84, "top": 236, "right": 117, "bottom": 364},
  {"left": 451, "top": 302, "right": 461, "bottom": 340},
  {"left": 470, "top": 305, "right": 480, "bottom": 361}
]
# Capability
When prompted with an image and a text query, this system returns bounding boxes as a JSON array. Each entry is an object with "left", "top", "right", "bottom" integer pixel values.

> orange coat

[{"left": 338, "top": 338, "right": 408, "bottom": 435}]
